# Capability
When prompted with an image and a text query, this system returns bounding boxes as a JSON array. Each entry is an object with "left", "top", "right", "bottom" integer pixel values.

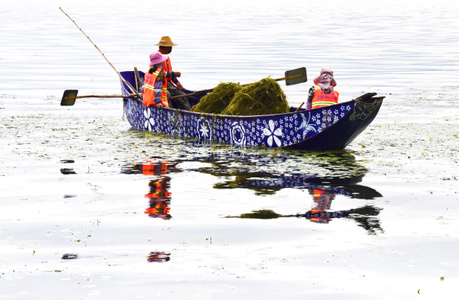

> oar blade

[
  {"left": 285, "top": 67, "right": 307, "bottom": 86},
  {"left": 61, "top": 90, "right": 78, "bottom": 106}
]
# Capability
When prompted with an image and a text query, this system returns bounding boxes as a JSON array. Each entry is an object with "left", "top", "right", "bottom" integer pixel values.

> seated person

[
  {"left": 307, "top": 68, "right": 339, "bottom": 109},
  {"left": 142, "top": 52, "right": 170, "bottom": 108},
  {"left": 152, "top": 36, "right": 191, "bottom": 110}
]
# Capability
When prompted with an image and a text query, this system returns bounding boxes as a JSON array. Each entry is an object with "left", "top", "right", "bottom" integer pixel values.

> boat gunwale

[{"left": 122, "top": 95, "right": 361, "bottom": 120}]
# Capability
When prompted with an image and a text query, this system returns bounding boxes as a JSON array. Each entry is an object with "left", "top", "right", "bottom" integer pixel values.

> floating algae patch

[
  {"left": 191, "top": 82, "right": 242, "bottom": 114},
  {"left": 226, "top": 209, "right": 283, "bottom": 219},
  {"left": 221, "top": 77, "right": 289, "bottom": 116}
]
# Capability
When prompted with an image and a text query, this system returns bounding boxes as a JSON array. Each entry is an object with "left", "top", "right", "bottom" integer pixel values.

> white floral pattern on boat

[
  {"left": 298, "top": 112, "right": 317, "bottom": 138},
  {"left": 143, "top": 108, "right": 155, "bottom": 131},
  {"left": 230, "top": 121, "right": 246, "bottom": 146},
  {"left": 197, "top": 117, "right": 212, "bottom": 140},
  {"left": 126, "top": 99, "right": 355, "bottom": 148},
  {"left": 263, "top": 120, "right": 283, "bottom": 147}
]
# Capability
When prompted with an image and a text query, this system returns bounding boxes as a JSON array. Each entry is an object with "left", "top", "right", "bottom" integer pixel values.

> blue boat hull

[{"left": 120, "top": 71, "right": 383, "bottom": 151}]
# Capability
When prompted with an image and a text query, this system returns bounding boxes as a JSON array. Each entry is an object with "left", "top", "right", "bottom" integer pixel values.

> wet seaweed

[
  {"left": 191, "top": 78, "right": 289, "bottom": 116},
  {"left": 190, "top": 82, "right": 242, "bottom": 114},
  {"left": 221, "top": 78, "right": 289, "bottom": 116}
]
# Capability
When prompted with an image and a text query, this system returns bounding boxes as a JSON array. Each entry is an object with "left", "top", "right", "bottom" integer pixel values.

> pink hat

[
  {"left": 313, "top": 68, "right": 337, "bottom": 87},
  {"left": 149, "top": 52, "right": 168, "bottom": 66}
]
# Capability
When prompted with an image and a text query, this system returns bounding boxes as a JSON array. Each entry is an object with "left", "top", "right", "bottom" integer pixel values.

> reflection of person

[
  {"left": 147, "top": 252, "right": 171, "bottom": 262},
  {"left": 308, "top": 189, "right": 336, "bottom": 223},
  {"left": 307, "top": 68, "right": 339, "bottom": 109},
  {"left": 149, "top": 36, "right": 191, "bottom": 110},
  {"left": 145, "top": 199, "right": 171, "bottom": 219},
  {"left": 142, "top": 160, "right": 170, "bottom": 176},
  {"left": 145, "top": 177, "right": 172, "bottom": 219},
  {"left": 312, "top": 189, "right": 335, "bottom": 211}
]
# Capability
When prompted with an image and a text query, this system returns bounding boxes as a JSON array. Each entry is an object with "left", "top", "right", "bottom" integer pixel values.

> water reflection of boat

[
  {"left": 120, "top": 71, "right": 384, "bottom": 151},
  {"left": 223, "top": 173, "right": 384, "bottom": 234},
  {"left": 198, "top": 151, "right": 384, "bottom": 234},
  {"left": 213, "top": 171, "right": 382, "bottom": 198},
  {"left": 226, "top": 185, "right": 383, "bottom": 235},
  {"left": 219, "top": 173, "right": 384, "bottom": 234},
  {"left": 121, "top": 151, "right": 382, "bottom": 199},
  {"left": 191, "top": 150, "right": 381, "bottom": 198},
  {"left": 231, "top": 205, "right": 383, "bottom": 235},
  {"left": 121, "top": 150, "right": 383, "bottom": 234},
  {"left": 305, "top": 188, "right": 382, "bottom": 234}
]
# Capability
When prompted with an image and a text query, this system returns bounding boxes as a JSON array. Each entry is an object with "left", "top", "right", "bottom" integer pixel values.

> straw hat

[
  {"left": 149, "top": 52, "right": 168, "bottom": 66},
  {"left": 155, "top": 36, "right": 178, "bottom": 47}
]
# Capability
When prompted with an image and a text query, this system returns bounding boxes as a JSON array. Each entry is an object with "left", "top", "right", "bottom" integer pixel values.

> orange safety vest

[
  {"left": 311, "top": 85, "right": 339, "bottom": 109},
  {"left": 162, "top": 57, "right": 174, "bottom": 85},
  {"left": 142, "top": 68, "right": 168, "bottom": 107}
]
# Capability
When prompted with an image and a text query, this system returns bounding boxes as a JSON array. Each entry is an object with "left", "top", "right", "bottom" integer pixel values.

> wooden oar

[
  {"left": 62, "top": 66, "right": 144, "bottom": 106},
  {"left": 295, "top": 102, "right": 305, "bottom": 112},
  {"left": 60, "top": 90, "right": 137, "bottom": 106},
  {"left": 171, "top": 67, "right": 307, "bottom": 99},
  {"left": 134, "top": 67, "right": 143, "bottom": 92}
]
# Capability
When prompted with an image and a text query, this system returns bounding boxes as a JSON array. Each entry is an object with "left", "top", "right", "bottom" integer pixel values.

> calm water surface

[{"left": 1, "top": 0, "right": 458, "bottom": 299}]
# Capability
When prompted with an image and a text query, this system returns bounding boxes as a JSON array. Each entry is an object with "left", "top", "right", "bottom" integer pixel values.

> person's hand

[
  {"left": 176, "top": 82, "right": 184, "bottom": 90},
  {"left": 174, "top": 71, "right": 181, "bottom": 78},
  {"left": 155, "top": 103, "right": 163, "bottom": 108}
]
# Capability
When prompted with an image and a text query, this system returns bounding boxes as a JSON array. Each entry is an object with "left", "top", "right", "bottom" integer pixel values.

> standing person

[
  {"left": 152, "top": 36, "right": 191, "bottom": 110},
  {"left": 307, "top": 68, "right": 339, "bottom": 109}
]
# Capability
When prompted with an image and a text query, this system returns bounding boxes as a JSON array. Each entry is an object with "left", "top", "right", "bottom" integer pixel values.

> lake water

[{"left": 1, "top": 0, "right": 458, "bottom": 299}]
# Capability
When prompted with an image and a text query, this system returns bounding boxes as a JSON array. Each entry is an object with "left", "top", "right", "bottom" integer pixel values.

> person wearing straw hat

[
  {"left": 307, "top": 68, "right": 339, "bottom": 109},
  {"left": 148, "top": 36, "right": 191, "bottom": 110}
]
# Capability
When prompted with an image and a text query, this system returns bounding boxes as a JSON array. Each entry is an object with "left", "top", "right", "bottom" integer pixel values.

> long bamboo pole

[{"left": 59, "top": 7, "right": 141, "bottom": 99}]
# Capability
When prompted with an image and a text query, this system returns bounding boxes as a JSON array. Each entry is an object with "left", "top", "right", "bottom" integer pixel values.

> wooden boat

[{"left": 119, "top": 70, "right": 384, "bottom": 151}]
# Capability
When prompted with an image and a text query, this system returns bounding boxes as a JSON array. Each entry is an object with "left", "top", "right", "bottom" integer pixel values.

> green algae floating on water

[
  {"left": 190, "top": 82, "right": 242, "bottom": 114},
  {"left": 222, "top": 77, "right": 289, "bottom": 116},
  {"left": 227, "top": 209, "right": 283, "bottom": 219}
]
